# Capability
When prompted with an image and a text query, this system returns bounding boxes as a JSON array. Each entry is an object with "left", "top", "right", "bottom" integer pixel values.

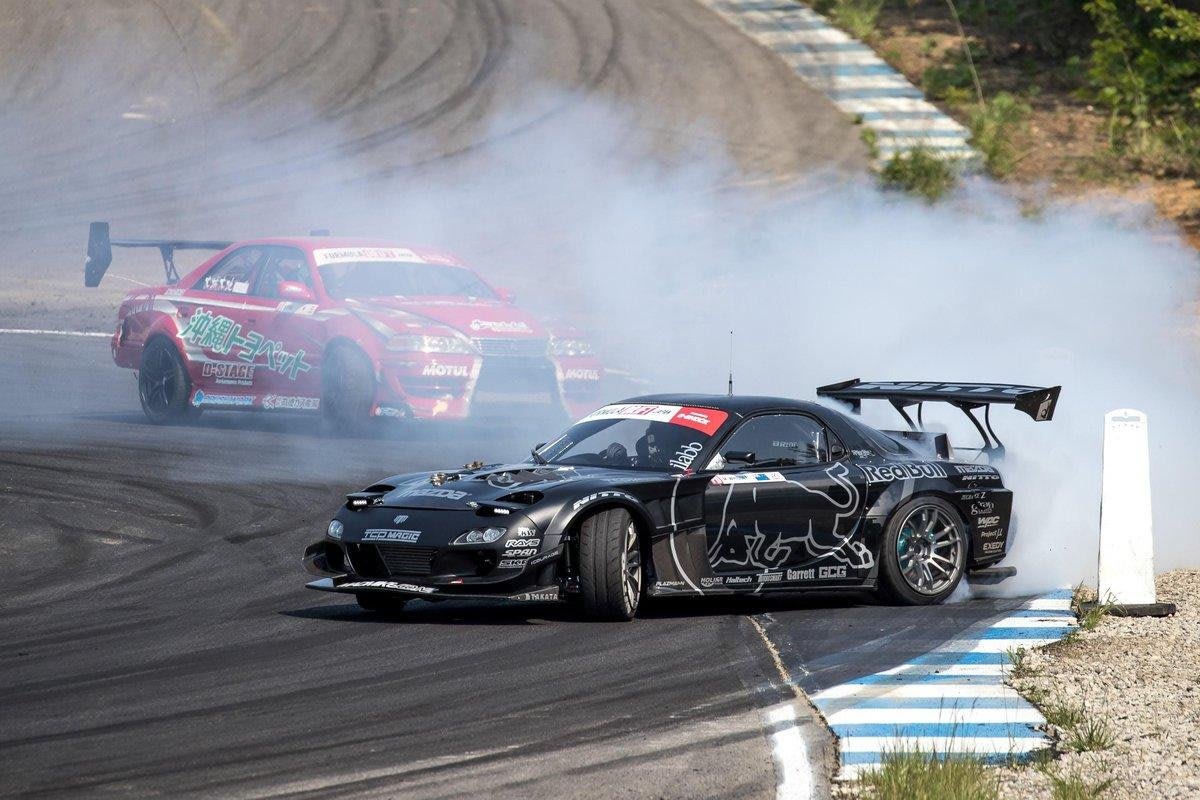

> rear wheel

[
  {"left": 138, "top": 337, "right": 196, "bottom": 423},
  {"left": 578, "top": 508, "right": 643, "bottom": 621},
  {"left": 878, "top": 497, "right": 968, "bottom": 605},
  {"left": 355, "top": 593, "right": 408, "bottom": 614},
  {"left": 322, "top": 345, "right": 375, "bottom": 434}
]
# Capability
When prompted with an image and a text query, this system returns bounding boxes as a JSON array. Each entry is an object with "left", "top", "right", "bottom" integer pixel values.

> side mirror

[
  {"left": 496, "top": 286, "right": 516, "bottom": 304},
  {"left": 723, "top": 450, "right": 756, "bottom": 465},
  {"left": 277, "top": 280, "right": 315, "bottom": 302}
]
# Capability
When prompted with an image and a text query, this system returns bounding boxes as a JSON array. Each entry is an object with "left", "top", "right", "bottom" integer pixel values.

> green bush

[
  {"left": 828, "top": 0, "right": 885, "bottom": 41},
  {"left": 1084, "top": 0, "right": 1200, "bottom": 175},
  {"left": 880, "top": 146, "right": 959, "bottom": 202},
  {"left": 969, "top": 91, "right": 1032, "bottom": 176}
]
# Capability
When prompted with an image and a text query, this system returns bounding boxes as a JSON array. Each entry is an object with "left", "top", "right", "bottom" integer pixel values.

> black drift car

[{"left": 303, "top": 380, "right": 1060, "bottom": 620}]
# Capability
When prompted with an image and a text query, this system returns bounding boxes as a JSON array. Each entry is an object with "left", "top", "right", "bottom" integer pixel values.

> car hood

[
  {"left": 374, "top": 464, "right": 661, "bottom": 510},
  {"left": 348, "top": 296, "right": 547, "bottom": 340}
]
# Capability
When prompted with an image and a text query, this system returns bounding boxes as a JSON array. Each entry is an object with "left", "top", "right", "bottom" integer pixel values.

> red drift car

[{"left": 84, "top": 223, "right": 604, "bottom": 428}]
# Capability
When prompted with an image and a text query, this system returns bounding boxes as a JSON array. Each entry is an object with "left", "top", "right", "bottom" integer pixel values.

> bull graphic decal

[{"left": 708, "top": 462, "right": 874, "bottom": 571}]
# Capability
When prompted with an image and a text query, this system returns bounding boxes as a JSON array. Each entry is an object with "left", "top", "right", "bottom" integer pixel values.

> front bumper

[
  {"left": 372, "top": 351, "right": 603, "bottom": 421},
  {"left": 306, "top": 575, "right": 562, "bottom": 603}
]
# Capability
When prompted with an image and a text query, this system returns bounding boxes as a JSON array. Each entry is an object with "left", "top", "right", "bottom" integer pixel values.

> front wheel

[
  {"left": 355, "top": 593, "right": 408, "bottom": 614},
  {"left": 878, "top": 497, "right": 968, "bottom": 605},
  {"left": 138, "top": 338, "right": 196, "bottom": 424},
  {"left": 321, "top": 345, "right": 375, "bottom": 435},
  {"left": 578, "top": 508, "right": 643, "bottom": 621}
]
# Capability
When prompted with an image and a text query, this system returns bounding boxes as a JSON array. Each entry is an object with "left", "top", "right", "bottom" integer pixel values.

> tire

[
  {"left": 138, "top": 337, "right": 196, "bottom": 424},
  {"left": 355, "top": 593, "right": 408, "bottom": 614},
  {"left": 578, "top": 507, "right": 643, "bottom": 621},
  {"left": 321, "top": 345, "right": 375, "bottom": 434},
  {"left": 878, "top": 496, "right": 969, "bottom": 605}
]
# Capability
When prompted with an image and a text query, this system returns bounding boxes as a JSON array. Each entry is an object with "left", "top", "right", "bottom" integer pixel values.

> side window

[
  {"left": 712, "top": 414, "right": 830, "bottom": 468},
  {"left": 255, "top": 247, "right": 312, "bottom": 298},
  {"left": 197, "top": 247, "right": 268, "bottom": 295}
]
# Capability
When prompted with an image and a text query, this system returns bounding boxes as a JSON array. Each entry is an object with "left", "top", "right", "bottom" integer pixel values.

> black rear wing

[
  {"left": 817, "top": 379, "right": 1061, "bottom": 457},
  {"left": 85, "top": 221, "right": 232, "bottom": 287}
]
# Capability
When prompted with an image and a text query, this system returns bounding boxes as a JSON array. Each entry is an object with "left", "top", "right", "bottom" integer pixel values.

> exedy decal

[{"left": 180, "top": 308, "right": 311, "bottom": 380}]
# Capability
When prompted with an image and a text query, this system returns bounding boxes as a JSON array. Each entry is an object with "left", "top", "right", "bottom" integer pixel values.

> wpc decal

[{"left": 180, "top": 308, "right": 311, "bottom": 380}]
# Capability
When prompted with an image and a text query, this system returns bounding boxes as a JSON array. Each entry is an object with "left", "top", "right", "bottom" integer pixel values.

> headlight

[
  {"left": 386, "top": 334, "right": 476, "bottom": 354},
  {"left": 452, "top": 527, "right": 506, "bottom": 545},
  {"left": 548, "top": 336, "right": 593, "bottom": 356},
  {"left": 327, "top": 520, "right": 344, "bottom": 540}
]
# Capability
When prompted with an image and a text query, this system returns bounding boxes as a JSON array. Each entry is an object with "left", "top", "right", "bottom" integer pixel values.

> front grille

[
  {"left": 375, "top": 543, "right": 438, "bottom": 577},
  {"left": 472, "top": 338, "right": 548, "bottom": 357},
  {"left": 473, "top": 356, "right": 557, "bottom": 403}
]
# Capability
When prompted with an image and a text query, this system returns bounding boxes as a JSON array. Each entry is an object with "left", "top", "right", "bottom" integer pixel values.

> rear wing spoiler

[
  {"left": 817, "top": 379, "right": 1061, "bottom": 457},
  {"left": 85, "top": 221, "right": 232, "bottom": 287}
]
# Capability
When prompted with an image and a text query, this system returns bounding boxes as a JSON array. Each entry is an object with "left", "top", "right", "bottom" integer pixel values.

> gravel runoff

[
  {"left": 833, "top": 571, "right": 1200, "bottom": 799},
  {"left": 997, "top": 570, "right": 1200, "bottom": 799}
]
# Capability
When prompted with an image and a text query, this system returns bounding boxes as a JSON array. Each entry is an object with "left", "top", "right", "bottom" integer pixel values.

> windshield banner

[
  {"left": 581, "top": 403, "right": 729, "bottom": 436},
  {"left": 313, "top": 247, "right": 425, "bottom": 265}
]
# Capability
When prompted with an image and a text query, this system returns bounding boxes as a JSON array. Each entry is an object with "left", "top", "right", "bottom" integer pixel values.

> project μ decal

[
  {"left": 180, "top": 308, "right": 311, "bottom": 380},
  {"left": 191, "top": 390, "right": 254, "bottom": 408}
]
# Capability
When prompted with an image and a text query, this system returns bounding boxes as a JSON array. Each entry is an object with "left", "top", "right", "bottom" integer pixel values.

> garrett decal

[
  {"left": 363, "top": 529, "right": 421, "bottom": 542},
  {"left": 860, "top": 462, "right": 948, "bottom": 482},
  {"left": 787, "top": 568, "right": 816, "bottom": 581}
]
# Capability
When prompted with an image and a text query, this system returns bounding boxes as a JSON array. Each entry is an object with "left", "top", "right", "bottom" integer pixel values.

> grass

[
  {"left": 861, "top": 747, "right": 997, "bottom": 800},
  {"left": 816, "top": 0, "right": 885, "bottom": 41},
  {"left": 1063, "top": 714, "right": 1116, "bottom": 753},
  {"left": 1041, "top": 766, "right": 1115, "bottom": 799},
  {"left": 969, "top": 92, "right": 1031, "bottom": 177},
  {"left": 1006, "top": 646, "right": 1037, "bottom": 680},
  {"left": 879, "top": 145, "right": 958, "bottom": 202}
]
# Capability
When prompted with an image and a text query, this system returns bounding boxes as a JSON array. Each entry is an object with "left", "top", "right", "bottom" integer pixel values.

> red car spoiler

[{"left": 85, "top": 221, "right": 232, "bottom": 287}]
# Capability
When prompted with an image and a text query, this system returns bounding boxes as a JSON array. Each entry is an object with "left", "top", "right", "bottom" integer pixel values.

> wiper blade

[{"left": 530, "top": 447, "right": 548, "bottom": 465}]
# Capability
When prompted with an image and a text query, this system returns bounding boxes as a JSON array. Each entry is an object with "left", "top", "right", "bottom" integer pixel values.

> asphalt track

[
  {"left": 0, "top": 336, "right": 1032, "bottom": 799},
  {"left": 1, "top": 3, "right": 1026, "bottom": 798}
]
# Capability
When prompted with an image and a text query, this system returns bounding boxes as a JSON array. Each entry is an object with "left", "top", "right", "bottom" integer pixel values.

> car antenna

[{"left": 727, "top": 330, "right": 734, "bottom": 396}]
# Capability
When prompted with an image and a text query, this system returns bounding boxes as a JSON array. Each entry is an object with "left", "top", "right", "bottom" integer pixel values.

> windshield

[
  {"left": 318, "top": 261, "right": 496, "bottom": 300},
  {"left": 538, "top": 403, "right": 729, "bottom": 471}
]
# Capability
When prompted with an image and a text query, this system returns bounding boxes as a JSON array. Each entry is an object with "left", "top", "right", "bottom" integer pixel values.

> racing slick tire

[
  {"left": 355, "top": 593, "right": 409, "bottom": 614},
  {"left": 878, "top": 496, "right": 969, "bottom": 605},
  {"left": 321, "top": 344, "right": 375, "bottom": 435},
  {"left": 138, "top": 337, "right": 198, "bottom": 424},
  {"left": 578, "top": 507, "right": 643, "bottom": 621}
]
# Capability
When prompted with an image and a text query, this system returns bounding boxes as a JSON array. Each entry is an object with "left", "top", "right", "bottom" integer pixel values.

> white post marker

[{"left": 1097, "top": 409, "right": 1175, "bottom": 616}]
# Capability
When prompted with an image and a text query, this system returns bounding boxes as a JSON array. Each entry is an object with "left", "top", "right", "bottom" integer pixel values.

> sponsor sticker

[
  {"left": 861, "top": 462, "right": 949, "bottom": 482},
  {"left": 970, "top": 501, "right": 996, "bottom": 515},
  {"left": 191, "top": 390, "right": 254, "bottom": 407},
  {"left": 340, "top": 580, "right": 436, "bottom": 594},
  {"left": 976, "top": 515, "right": 1001, "bottom": 527},
  {"left": 757, "top": 572, "right": 783, "bottom": 583},
  {"left": 363, "top": 529, "right": 421, "bottom": 542},
  {"left": 262, "top": 394, "right": 320, "bottom": 411},
  {"left": 580, "top": 403, "right": 729, "bottom": 436},
  {"left": 709, "top": 471, "right": 786, "bottom": 486},
  {"left": 787, "top": 568, "right": 816, "bottom": 581},
  {"left": 202, "top": 361, "right": 256, "bottom": 386},
  {"left": 180, "top": 308, "right": 311, "bottom": 381},
  {"left": 670, "top": 441, "right": 704, "bottom": 472},
  {"left": 563, "top": 368, "right": 600, "bottom": 381},
  {"left": 724, "top": 575, "right": 752, "bottom": 585},
  {"left": 979, "top": 528, "right": 1005, "bottom": 540},
  {"left": 510, "top": 588, "right": 560, "bottom": 602},
  {"left": 421, "top": 363, "right": 470, "bottom": 378},
  {"left": 501, "top": 548, "right": 538, "bottom": 558},
  {"left": 498, "top": 559, "right": 527, "bottom": 569},
  {"left": 469, "top": 319, "right": 530, "bottom": 333},
  {"left": 396, "top": 488, "right": 469, "bottom": 501},
  {"left": 819, "top": 565, "right": 848, "bottom": 579},
  {"left": 955, "top": 464, "right": 998, "bottom": 475},
  {"left": 313, "top": 247, "right": 424, "bottom": 265},
  {"left": 981, "top": 540, "right": 1004, "bottom": 553},
  {"left": 505, "top": 538, "right": 541, "bottom": 548},
  {"left": 571, "top": 490, "right": 638, "bottom": 511}
]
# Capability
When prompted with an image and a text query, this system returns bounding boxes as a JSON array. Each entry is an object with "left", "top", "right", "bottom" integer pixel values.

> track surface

[
  {"left": 0, "top": 338, "right": 1028, "bottom": 799},
  {"left": 0, "top": 3, "right": 1020, "bottom": 798}
]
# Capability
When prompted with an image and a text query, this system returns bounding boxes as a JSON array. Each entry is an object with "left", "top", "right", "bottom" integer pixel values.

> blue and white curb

[
  {"left": 810, "top": 590, "right": 1075, "bottom": 778},
  {"left": 701, "top": 0, "right": 977, "bottom": 163}
]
